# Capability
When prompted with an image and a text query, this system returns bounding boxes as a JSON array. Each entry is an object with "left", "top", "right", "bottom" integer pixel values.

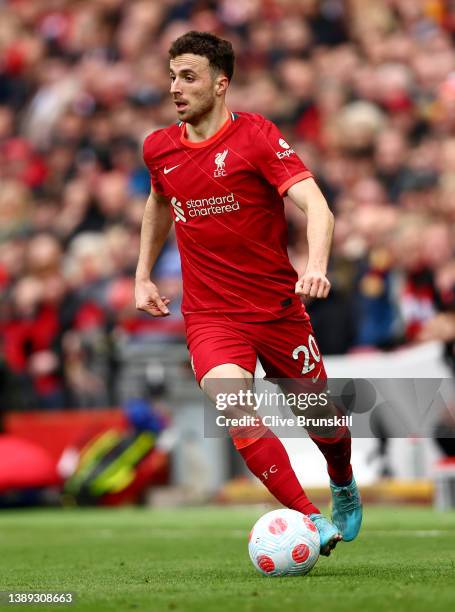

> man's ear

[{"left": 215, "top": 75, "right": 229, "bottom": 96}]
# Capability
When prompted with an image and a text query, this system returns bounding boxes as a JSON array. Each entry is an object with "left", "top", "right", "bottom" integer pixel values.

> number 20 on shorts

[{"left": 292, "top": 335, "right": 321, "bottom": 375}]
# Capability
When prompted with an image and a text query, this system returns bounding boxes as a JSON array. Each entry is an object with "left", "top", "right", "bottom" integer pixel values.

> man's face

[{"left": 169, "top": 54, "right": 219, "bottom": 124}]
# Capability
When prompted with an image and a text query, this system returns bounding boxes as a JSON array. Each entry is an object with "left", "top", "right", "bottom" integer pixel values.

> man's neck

[{"left": 185, "top": 105, "right": 230, "bottom": 142}]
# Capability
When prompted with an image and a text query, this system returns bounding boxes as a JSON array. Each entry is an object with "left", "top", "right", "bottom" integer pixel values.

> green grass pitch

[{"left": 1, "top": 505, "right": 454, "bottom": 611}]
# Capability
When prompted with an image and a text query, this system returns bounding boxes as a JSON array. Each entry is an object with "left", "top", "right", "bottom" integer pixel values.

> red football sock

[
  {"left": 310, "top": 426, "right": 353, "bottom": 486},
  {"left": 232, "top": 428, "right": 320, "bottom": 516}
]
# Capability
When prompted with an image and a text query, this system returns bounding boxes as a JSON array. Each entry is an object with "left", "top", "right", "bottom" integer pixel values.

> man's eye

[{"left": 185, "top": 76, "right": 194, "bottom": 82}]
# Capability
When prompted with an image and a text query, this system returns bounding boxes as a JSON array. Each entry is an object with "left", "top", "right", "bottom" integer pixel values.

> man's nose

[{"left": 170, "top": 78, "right": 181, "bottom": 94}]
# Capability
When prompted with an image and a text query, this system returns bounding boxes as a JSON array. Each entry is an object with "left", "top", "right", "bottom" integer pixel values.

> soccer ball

[{"left": 248, "top": 509, "right": 320, "bottom": 577}]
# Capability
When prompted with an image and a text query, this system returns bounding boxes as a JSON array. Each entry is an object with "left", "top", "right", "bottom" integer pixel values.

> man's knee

[
  {"left": 201, "top": 363, "right": 253, "bottom": 386},
  {"left": 201, "top": 363, "right": 255, "bottom": 419}
]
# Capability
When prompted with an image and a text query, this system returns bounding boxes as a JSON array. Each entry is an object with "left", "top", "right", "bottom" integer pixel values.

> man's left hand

[{"left": 295, "top": 270, "right": 331, "bottom": 299}]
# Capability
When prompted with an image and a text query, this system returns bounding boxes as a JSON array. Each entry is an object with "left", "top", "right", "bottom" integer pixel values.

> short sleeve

[
  {"left": 253, "top": 118, "right": 313, "bottom": 196},
  {"left": 143, "top": 133, "right": 165, "bottom": 194}
]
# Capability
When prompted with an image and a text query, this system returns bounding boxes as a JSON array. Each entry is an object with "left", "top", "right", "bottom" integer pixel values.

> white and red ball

[{"left": 248, "top": 509, "right": 320, "bottom": 577}]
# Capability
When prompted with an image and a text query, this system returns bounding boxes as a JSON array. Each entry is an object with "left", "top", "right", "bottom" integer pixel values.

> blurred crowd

[{"left": 0, "top": 0, "right": 455, "bottom": 409}]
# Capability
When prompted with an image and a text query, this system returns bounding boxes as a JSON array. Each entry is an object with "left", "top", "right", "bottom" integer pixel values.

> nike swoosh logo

[
  {"left": 311, "top": 369, "right": 322, "bottom": 383},
  {"left": 163, "top": 164, "right": 180, "bottom": 175}
]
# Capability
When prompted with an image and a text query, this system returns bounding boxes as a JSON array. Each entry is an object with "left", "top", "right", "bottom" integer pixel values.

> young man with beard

[{"left": 135, "top": 31, "right": 362, "bottom": 555}]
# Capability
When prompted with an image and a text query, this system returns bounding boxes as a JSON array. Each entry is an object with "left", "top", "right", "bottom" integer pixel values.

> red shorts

[{"left": 185, "top": 309, "right": 327, "bottom": 386}]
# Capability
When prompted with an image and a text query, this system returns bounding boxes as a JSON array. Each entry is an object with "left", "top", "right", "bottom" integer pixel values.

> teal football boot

[
  {"left": 309, "top": 514, "right": 342, "bottom": 556},
  {"left": 330, "top": 477, "right": 363, "bottom": 541}
]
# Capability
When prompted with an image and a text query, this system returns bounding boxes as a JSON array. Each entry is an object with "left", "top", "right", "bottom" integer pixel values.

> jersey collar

[{"left": 180, "top": 111, "right": 236, "bottom": 149}]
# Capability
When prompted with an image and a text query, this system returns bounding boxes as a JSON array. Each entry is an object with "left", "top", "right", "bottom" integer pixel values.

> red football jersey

[{"left": 143, "top": 112, "right": 313, "bottom": 322}]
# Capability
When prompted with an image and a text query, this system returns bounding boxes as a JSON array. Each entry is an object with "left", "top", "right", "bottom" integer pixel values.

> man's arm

[
  {"left": 135, "top": 189, "right": 173, "bottom": 316},
  {"left": 287, "top": 178, "right": 335, "bottom": 299}
]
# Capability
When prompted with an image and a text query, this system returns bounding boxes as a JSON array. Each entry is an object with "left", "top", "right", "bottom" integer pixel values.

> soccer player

[{"left": 135, "top": 31, "right": 362, "bottom": 555}]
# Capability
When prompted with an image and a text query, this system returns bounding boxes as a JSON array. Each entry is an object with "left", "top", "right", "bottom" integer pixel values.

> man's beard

[{"left": 183, "top": 94, "right": 216, "bottom": 125}]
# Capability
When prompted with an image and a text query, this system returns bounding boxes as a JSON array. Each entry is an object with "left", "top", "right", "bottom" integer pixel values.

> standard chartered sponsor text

[{"left": 186, "top": 192, "right": 240, "bottom": 217}]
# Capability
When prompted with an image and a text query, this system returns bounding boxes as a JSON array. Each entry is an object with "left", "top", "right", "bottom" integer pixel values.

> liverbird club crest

[{"left": 214, "top": 149, "right": 228, "bottom": 177}]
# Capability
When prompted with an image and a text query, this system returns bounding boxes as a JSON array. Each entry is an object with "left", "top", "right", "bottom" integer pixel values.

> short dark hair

[{"left": 169, "top": 31, "right": 235, "bottom": 82}]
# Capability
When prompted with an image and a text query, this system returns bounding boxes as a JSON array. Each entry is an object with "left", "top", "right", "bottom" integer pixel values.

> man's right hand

[{"left": 135, "top": 278, "right": 170, "bottom": 317}]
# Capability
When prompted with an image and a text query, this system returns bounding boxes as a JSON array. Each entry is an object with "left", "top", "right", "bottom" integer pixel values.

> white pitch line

[{"left": 366, "top": 530, "right": 449, "bottom": 537}]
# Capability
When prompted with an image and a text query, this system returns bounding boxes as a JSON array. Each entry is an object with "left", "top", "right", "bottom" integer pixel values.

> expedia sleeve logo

[{"left": 276, "top": 138, "right": 295, "bottom": 159}]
